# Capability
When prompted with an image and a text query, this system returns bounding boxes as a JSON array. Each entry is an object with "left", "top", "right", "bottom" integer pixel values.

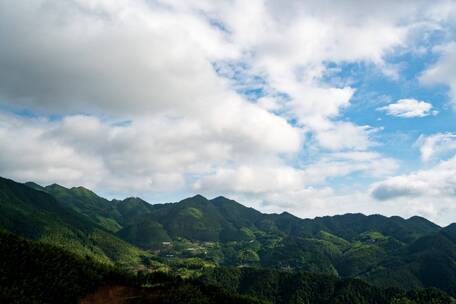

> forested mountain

[
  {"left": 0, "top": 177, "right": 151, "bottom": 268},
  {"left": 1, "top": 175, "right": 456, "bottom": 302},
  {"left": 362, "top": 227, "right": 456, "bottom": 294}
]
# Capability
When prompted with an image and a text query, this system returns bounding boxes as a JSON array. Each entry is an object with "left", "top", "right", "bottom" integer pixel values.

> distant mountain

[
  {"left": 28, "top": 180, "right": 440, "bottom": 248},
  {"left": 311, "top": 213, "right": 440, "bottom": 243},
  {"left": 0, "top": 176, "right": 455, "bottom": 297},
  {"left": 109, "top": 194, "right": 440, "bottom": 246},
  {"left": 109, "top": 194, "right": 445, "bottom": 282}
]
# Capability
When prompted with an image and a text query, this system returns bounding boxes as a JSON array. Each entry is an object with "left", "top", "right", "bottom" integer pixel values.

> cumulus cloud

[
  {"left": 195, "top": 150, "right": 397, "bottom": 219},
  {"left": 0, "top": 0, "right": 240, "bottom": 116},
  {"left": 0, "top": 112, "right": 398, "bottom": 214},
  {"left": 0, "top": 1, "right": 440, "bottom": 125},
  {"left": 1, "top": 0, "right": 456, "bottom": 223},
  {"left": 0, "top": 112, "right": 301, "bottom": 192},
  {"left": 195, "top": 152, "right": 396, "bottom": 196},
  {"left": 313, "top": 122, "right": 377, "bottom": 151},
  {"left": 0, "top": 0, "right": 396, "bottom": 156},
  {"left": 416, "top": 132, "right": 456, "bottom": 162},
  {"left": 370, "top": 156, "right": 456, "bottom": 224},
  {"left": 371, "top": 157, "right": 456, "bottom": 201},
  {"left": 371, "top": 178, "right": 426, "bottom": 201},
  {"left": 421, "top": 43, "right": 456, "bottom": 108},
  {"left": 377, "top": 99, "right": 437, "bottom": 118}
]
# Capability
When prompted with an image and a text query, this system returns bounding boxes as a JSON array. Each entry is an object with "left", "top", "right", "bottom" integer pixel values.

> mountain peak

[
  {"left": 120, "top": 197, "right": 150, "bottom": 206},
  {"left": 442, "top": 223, "right": 456, "bottom": 242},
  {"left": 68, "top": 186, "right": 102, "bottom": 200},
  {"left": 279, "top": 211, "right": 298, "bottom": 219},
  {"left": 407, "top": 215, "right": 440, "bottom": 225},
  {"left": 24, "top": 181, "right": 44, "bottom": 191},
  {"left": 211, "top": 196, "right": 235, "bottom": 204},
  {"left": 191, "top": 194, "right": 208, "bottom": 200},
  {"left": 122, "top": 196, "right": 146, "bottom": 202},
  {"left": 45, "top": 183, "right": 69, "bottom": 191},
  {"left": 71, "top": 186, "right": 94, "bottom": 193}
]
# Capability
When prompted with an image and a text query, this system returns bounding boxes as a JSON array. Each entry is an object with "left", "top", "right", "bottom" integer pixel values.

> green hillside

[
  {"left": 44, "top": 183, "right": 123, "bottom": 232},
  {"left": 0, "top": 177, "right": 150, "bottom": 268},
  {"left": 361, "top": 230, "right": 456, "bottom": 295},
  {"left": 1, "top": 175, "right": 455, "bottom": 299}
]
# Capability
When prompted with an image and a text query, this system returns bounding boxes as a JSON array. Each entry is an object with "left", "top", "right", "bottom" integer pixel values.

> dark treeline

[
  {"left": 201, "top": 267, "right": 456, "bottom": 304},
  {"left": 0, "top": 229, "right": 132, "bottom": 303}
]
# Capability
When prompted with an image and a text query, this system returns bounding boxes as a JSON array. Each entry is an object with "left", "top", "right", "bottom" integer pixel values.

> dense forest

[
  {"left": 0, "top": 176, "right": 456, "bottom": 303},
  {"left": 202, "top": 268, "right": 455, "bottom": 304},
  {"left": 1, "top": 230, "right": 454, "bottom": 303}
]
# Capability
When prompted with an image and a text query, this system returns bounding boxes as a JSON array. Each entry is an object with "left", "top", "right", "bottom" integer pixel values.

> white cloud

[
  {"left": 195, "top": 151, "right": 398, "bottom": 219},
  {"left": 416, "top": 132, "right": 456, "bottom": 162},
  {"left": 0, "top": 112, "right": 398, "bottom": 213},
  {"left": 0, "top": 114, "right": 107, "bottom": 186},
  {"left": 0, "top": 0, "right": 455, "bottom": 223},
  {"left": 0, "top": 112, "right": 301, "bottom": 192},
  {"left": 0, "top": 0, "right": 242, "bottom": 116},
  {"left": 0, "top": 0, "right": 390, "bottom": 157},
  {"left": 0, "top": 1, "right": 436, "bottom": 125},
  {"left": 377, "top": 99, "right": 437, "bottom": 118},
  {"left": 303, "top": 152, "right": 398, "bottom": 180},
  {"left": 370, "top": 156, "right": 456, "bottom": 224},
  {"left": 421, "top": 42, "right": 456, "bottom": 107},
  {"left": 313, "top": 122, "right": 377, "bottom": 151}
]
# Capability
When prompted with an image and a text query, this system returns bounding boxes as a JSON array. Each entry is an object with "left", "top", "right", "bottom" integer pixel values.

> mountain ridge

[
  {"left": 22, "top": 179, "right": 443, "bottom": 229},
  {"left": 0, "top": 176, "right": 455, "bottom": 296}
]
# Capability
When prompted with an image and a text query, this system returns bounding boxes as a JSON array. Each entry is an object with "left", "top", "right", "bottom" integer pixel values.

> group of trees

[
  {"left": 0, "top": 229, "right": 133, "bottom": 303},
  {"left": 202, "top": 268, "right": 455, "bottom": 304}
]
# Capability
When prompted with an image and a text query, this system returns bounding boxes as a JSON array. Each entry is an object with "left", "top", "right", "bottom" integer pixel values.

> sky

[{"left": 1, "top": 0, "right": 456, "bottom": 225}]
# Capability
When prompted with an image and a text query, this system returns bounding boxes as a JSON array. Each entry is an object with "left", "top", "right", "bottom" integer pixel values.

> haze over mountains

[{"left": 1, "top": 175, "right": 455, "bottom": 301}]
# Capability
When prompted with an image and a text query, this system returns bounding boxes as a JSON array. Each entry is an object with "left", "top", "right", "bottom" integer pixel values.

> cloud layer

[
  {"left": 0, "top": 0, "right": 456, "bottom": 224},
  {"left": 421, "top": 43, "right": 456, "bottom": 108}
]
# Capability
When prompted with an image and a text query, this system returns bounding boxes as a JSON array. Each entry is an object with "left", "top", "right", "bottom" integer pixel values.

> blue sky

[{"left": 0, "top": 0, "right": 456, "bottom": 225}]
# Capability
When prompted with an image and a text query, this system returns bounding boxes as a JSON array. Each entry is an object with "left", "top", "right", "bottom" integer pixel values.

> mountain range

[{"left": 0, "top": 176, "right": 455, "bottom": 300}]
